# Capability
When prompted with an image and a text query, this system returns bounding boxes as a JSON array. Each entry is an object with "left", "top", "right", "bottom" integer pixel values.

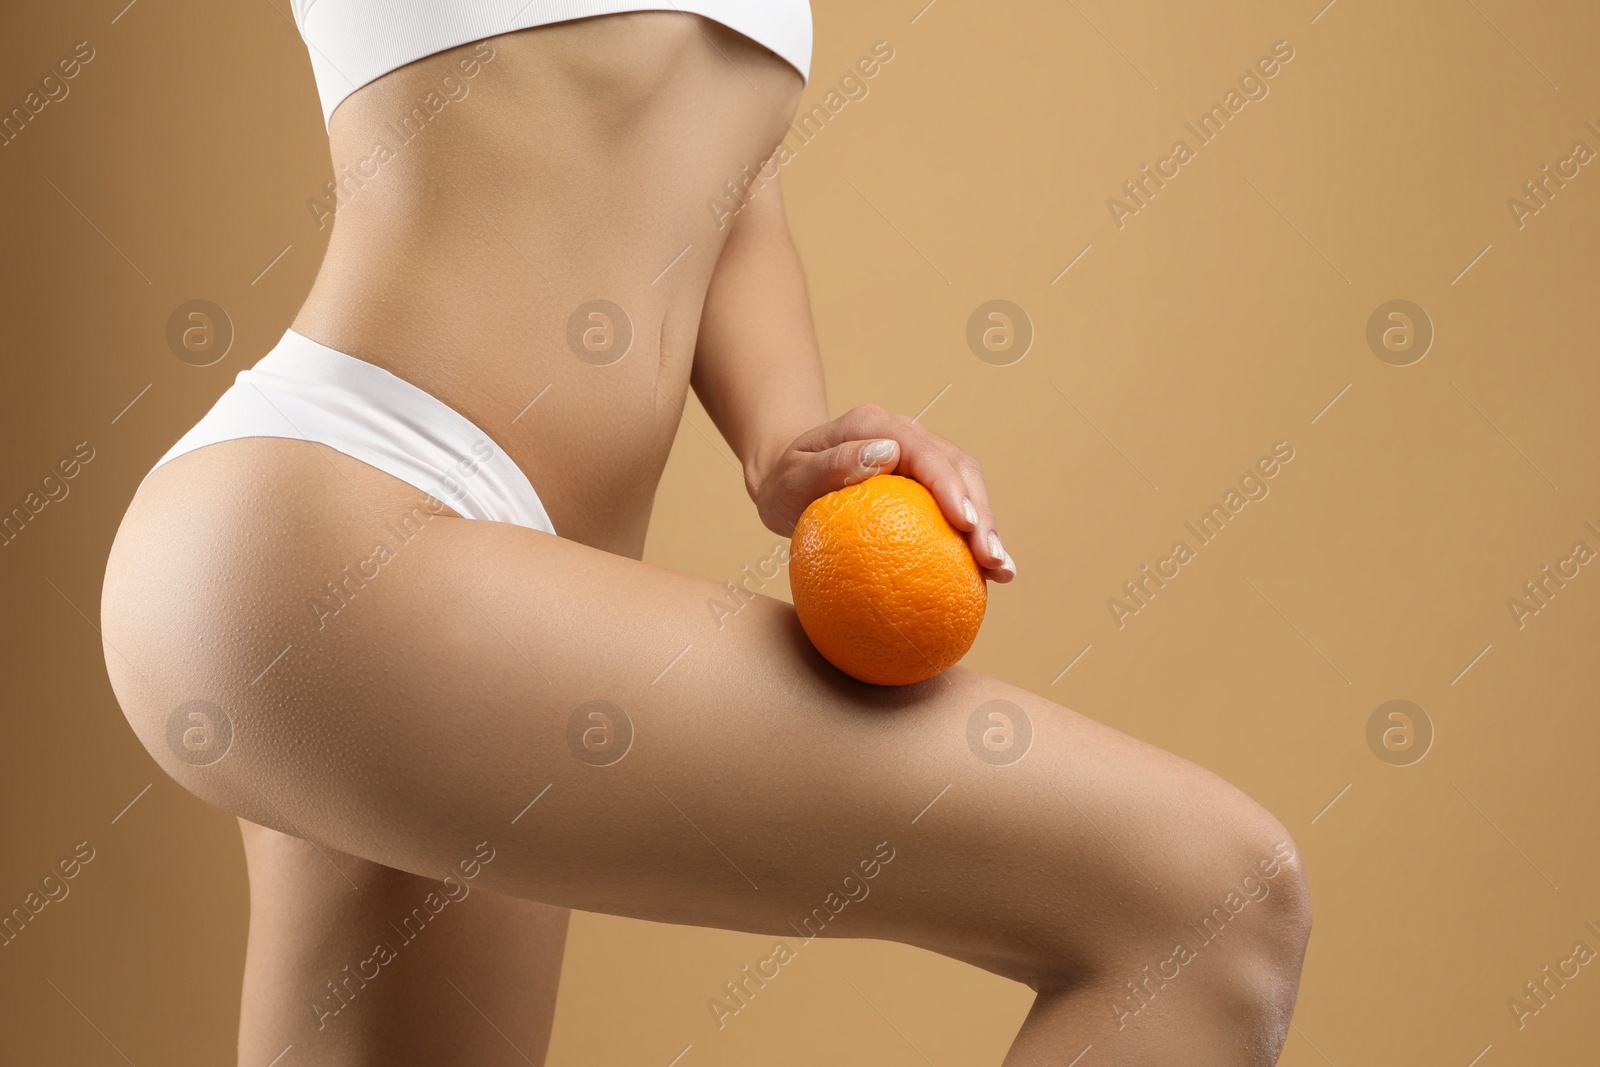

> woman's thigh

[
  {"left": 104, "top": 439, "right": 1304, "bottom": 992},
  {"left": 236, "top": 819, "right": 567, "bottom": 1065}
]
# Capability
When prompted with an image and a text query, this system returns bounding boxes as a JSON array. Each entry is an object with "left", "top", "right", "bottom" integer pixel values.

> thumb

[{"left": 807, "top": 437, "right": 900, "bottom": 496}]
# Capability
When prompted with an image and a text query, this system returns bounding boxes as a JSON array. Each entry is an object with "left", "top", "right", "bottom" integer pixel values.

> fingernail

[
  {"left": 987, "top": 530, "right": 1004, "bottom": 561},
  {"left": 1001, "top": 550, "right": 1016, "bottom": 576},
  {"left": 961, "top": 497, "right": 977, "bottom": 526},
  {"left": 861, "top": 439, "right": 896, "bottom": 466}
]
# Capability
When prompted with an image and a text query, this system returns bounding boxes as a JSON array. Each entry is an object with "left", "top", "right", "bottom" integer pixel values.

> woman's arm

[
  {"left": 691, "top": 168, "right": 1015, "bottom": 582},
  {"left": 690, "top": 168, "right": 829, "bottom": 505}
]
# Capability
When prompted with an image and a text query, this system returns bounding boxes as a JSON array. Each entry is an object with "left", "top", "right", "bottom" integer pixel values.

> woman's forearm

[
  {"left": 690, "top": 171, "right": 830, "bottom": 500},
  {"left": 689, "top": 171, "right": 1013, "bottom": 577}
]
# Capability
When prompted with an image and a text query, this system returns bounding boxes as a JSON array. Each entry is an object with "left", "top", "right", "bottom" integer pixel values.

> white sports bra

[{"left": 290, "top": 0, "right": 813, "bottom": 127}]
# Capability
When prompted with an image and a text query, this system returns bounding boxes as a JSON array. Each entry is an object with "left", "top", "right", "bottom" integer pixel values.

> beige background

[{"left": 4, "top": 0, "right": 1599, "bottom": 1063}]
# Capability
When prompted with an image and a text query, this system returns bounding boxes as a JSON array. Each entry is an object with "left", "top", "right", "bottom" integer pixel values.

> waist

[{"left": 286, "top": 17, "right": 801, "bottom": 552}]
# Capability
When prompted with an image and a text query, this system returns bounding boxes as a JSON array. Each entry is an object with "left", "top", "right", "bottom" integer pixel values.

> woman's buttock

[{"left": 115, "top": 437, "right": 468, "bottom": 628}]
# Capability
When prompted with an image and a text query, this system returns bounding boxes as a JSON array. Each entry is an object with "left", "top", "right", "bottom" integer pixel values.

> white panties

[{"left": 142, "top": 329, "right": 557, "bottom": 535}]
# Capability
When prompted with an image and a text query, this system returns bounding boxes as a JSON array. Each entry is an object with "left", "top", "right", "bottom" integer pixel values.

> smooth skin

[{"left": 101, "top": 14, "right": 1310, "bottom": 1066}]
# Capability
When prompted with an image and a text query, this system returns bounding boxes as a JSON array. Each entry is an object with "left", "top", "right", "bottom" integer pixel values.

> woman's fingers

[
  {"left": 751, "top": 431, "right": 897, "bottom": 537},
  {"left": 947, "top": 450, "right": 1016, "bottom": 583},
  {"left": 789, "top": 436, "right": 900, "bottom": 497},
  {"left": 894, "top": 443, "right": 1013, "bottom": 581},
  {"left": 796, "top": 406, "right": 967, "bottom": 525},
  {"left": 787, "top": 405, "right": 1014, "bottom": 581},
  {"left": 844, "top": 437, "right": 899, "bottom": 485}
]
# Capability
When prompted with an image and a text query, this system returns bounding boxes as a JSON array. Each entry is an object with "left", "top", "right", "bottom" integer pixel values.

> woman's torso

[{"left": 262, "top": 13, "right": 801, "bottom": 556}]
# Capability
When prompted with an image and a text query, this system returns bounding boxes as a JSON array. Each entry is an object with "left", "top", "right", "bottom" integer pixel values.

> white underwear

[{"left": 141, "top": 329, "right": 557, "bottom": 535}]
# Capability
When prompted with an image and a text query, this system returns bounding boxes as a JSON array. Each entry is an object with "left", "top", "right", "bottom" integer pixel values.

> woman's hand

[{"left": 748, "top": 404, "right": 1015, "bottom": 583}]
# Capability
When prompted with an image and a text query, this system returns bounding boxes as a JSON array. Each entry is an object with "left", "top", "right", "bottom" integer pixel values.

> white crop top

[{"left": 290, "top": 0, "right": 813, "bottom": 127}]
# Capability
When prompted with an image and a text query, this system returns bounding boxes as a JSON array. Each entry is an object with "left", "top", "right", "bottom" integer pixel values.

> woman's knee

[
  {"left": 1153, "top": 789, "right": 1311, "bottom": 970},
  {"left": 1178, "top": 809, "right": 1311, "bottom": 1060},
  {"left": 1026, "top": 752, "right": 1311, "bottom": 1001},
  {"left": 1111, "top": 797, "right": 1311, "bottom": 1042},
  {"left": 1196, "top": 812, "right": 1312, "bottom": 987}
]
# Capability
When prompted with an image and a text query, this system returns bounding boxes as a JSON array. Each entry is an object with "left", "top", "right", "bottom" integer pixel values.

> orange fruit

[{"left": 789, "top": 474, "right": 987, "bottom": 686}]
